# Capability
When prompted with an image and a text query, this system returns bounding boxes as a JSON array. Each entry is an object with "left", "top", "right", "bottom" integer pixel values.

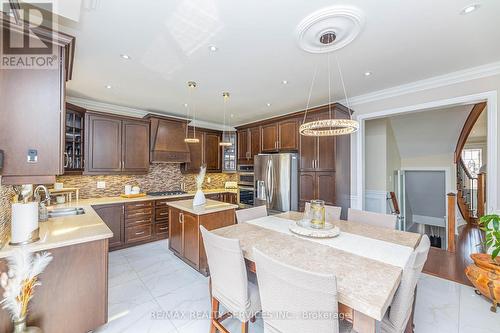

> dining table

[{"left": 211, "top": 211, "right": 422, "bottom": 333}]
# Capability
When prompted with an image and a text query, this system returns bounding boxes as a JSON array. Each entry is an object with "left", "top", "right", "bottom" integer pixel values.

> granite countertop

[
  {"left": 0, "top": 188, "right": 236, "bottom": 258},
  {"left": 0, "top": 202, "right": 113, "bottom": 259},
  {"left": 167, "top": 199, "right": 238, "bottom": 215}
]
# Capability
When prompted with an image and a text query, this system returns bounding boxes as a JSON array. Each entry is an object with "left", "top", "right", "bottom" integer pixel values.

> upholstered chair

[
  {"left": 381, "top": 235, "right": 431, "bottom": 333},
  {"left": 235, "top": 205, "right": 268, "bottom": 223},
  {"left": 200, "top": 226, "right": 261, "bottom": 333},
  {"left": 347, "top": 208, "right": 397, "bottom": 229},
  {"left": 253, "top": 247, "right": 353, "bottom": 333},
  {"left": 305, "top": 202, "right": 342, "bottom": 221}
]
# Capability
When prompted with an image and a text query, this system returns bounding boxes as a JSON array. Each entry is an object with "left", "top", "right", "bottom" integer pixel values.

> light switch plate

[
  {"left": 207, "top": 177, "right": 211, "bottom": 184},
  {"left": 97, "top": 181, "right": 106, "bottom": 189}
]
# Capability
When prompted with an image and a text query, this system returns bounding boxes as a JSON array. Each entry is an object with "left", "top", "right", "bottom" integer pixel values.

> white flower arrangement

[
  {"left": 195, "top": 165, "right": 207, "bottom": 190},
  {"left": 0, "top": 249, "right": 53, "bottom": 321},
  {"left": 193, "top": 165, "right": 207, "bottom": 206}
]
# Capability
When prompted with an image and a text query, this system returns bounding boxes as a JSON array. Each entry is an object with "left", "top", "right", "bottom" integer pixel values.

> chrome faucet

[{"left": 34, "top": 185, "right": 51, "bottom": 222}]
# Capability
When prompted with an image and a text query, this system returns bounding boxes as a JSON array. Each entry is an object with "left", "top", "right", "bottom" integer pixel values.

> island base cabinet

[
  {"left": 0, "top": 239, "right": 108, "bottom": 333},
  {"left": 168, "top": 206, "right": 235, "bottom": 276}
]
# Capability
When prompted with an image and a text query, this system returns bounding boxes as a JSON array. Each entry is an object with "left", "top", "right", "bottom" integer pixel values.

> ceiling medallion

[{"left": 296, "top": 6, "right": 365, "bottom": 53}]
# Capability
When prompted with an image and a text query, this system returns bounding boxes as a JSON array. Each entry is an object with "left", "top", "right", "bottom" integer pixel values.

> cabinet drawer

[
  {"left": 155, "top": 208, "right": 169, "bottom": 221},
  {"left": 155, "top": 222, "right": 169, "bottom": 239},
  {"left": 155, "top": 200, "right": 170, "bottom": 207},
  {"left": 126, "top": 224, "right": 153, "bottom": 243},
  {"left": 125, "top": 201, "right": 153, "bottom": 211},
  {"left": 125, "top": 207, "right": 153, "bottom": 219},
  {"left": 125, "top": 215, "right": 153, "bottom": 227}
]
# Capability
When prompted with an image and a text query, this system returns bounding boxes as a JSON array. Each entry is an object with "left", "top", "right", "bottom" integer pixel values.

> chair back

[
  {"left": 305, "top": 202, "right": 342, "bottom": 221},
  {"left": 348, "top": 208, "right": 397, "bottom": 229},
  {"left": 253, "top": 248, "right": 339, "bottom": 333},
  {"left": 236, "top": 205, "right": 267, "bottom": 223},
  {"left": 387, "top": 235, "right": 430, "bottom": 330},
  {"left": 200, "top": 226, "right": 249, "bottom": 314}
]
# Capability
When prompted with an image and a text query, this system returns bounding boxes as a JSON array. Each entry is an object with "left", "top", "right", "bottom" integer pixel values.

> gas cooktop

[{"left": 147, "top": 191, "right": 187, "bottom": 197}]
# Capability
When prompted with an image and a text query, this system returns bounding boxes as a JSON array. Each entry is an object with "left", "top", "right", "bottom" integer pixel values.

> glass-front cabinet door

[{"left": 222, "top": 132, "right": 236, "bottom": 172}]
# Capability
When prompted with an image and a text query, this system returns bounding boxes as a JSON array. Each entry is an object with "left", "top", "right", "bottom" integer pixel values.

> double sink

[{"left": 48, "top": 207, "right": 85, "bottom": 218}]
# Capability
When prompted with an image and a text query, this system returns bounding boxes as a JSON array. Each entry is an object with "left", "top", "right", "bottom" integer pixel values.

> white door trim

[{"left": 356, "top": 91, "right": 498, "bottom": 214}]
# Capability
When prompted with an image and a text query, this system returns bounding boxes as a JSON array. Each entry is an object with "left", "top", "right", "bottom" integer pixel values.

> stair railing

[{"left": 457, "top": 158, "right": 478, "bottom": 222}]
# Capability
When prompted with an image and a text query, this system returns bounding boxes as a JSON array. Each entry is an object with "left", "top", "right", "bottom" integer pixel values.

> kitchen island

[
  {"left": 0, "top": 205, "right": 113, "bottom": 333},
  {"left": 167, "top": 199, "right": 238, "bottom": 275}
]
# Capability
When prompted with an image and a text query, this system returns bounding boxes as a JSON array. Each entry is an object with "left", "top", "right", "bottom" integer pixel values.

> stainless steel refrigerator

[{"left": 254, "top": 153, "right": 299, "bottom": 213}]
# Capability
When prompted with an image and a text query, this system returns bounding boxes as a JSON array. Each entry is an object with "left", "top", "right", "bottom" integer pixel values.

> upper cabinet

[
  {"left": 147, "top": 116, "right": 190, "bottom": 163},
  {"left": 0, "top": 20, "right": 75, "bottom": 185},
  {"left": 299, "top": 111, "right": 335, "bottom": 172},
  {"left": 64, "top": 103, "right": 86, "bottom": 174},
  {"left": 85, "top": 112, "right": 149, "bottom": 174},
  {"left": 237, "top": 126, "right": 261, "bottom": 164},
  {"left": 182, "top": 128, "right": 222, "bottom": 173},
  {"left": 261, "top": 123, "right": 278, "bottom": 152}
]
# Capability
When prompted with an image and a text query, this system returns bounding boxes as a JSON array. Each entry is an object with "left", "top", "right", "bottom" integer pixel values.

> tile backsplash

[
  {"left": 0, "top": 184, "right": 15, "bottom": 248},
  {"left": 56, "top": 163, "right": 237, "bottom": 199}
]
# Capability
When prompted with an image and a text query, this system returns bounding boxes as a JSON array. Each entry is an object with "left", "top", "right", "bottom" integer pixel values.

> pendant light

[
  {"left": 219, "top": 92, "right": 232, "bottom": 147},
  {"left": 184, "top": 81, "right": 200, "bottom": 144},
  {"left": 299, "top": 32, "right": 358, "bottom": 137}
]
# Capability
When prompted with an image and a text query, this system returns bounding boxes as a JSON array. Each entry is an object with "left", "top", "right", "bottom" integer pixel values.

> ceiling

[
  {"left": 55, "top": 0, "right": 500, "bottom": 125},
  {"left": 387, "top": 105, "right": 473, "bottom": 159}
]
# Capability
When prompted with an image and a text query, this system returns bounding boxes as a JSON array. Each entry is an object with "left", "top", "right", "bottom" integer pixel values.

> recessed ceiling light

[
  {"left": 282, "top": 80, "right": 288, "bottom": 85},
  {"left": 208, "top": 45, "right": 218, "bottom": 52},
  {"left": 460, "top": 4, "right": 480, "bottom": 15},
  {"left": 364, "top": 71, "right": 372, "bottom": 77},
  {"left": 105, "top": 85, "right": 112, "bottom": 89},
  {"left": 230, "top": 114, "right": 234, "bottom": 118},
  {"left": 184, "top": 103, "right": 188, "bottom": 107},
  {"left": 120, "top": 54, "right": 131, "bottom": 60},
  {"left": 266, "top": 103, "right": 271, "bottom": 107}
]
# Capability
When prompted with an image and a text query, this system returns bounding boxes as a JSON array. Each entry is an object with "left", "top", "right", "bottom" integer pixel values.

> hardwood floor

[{"left": 423, "top": 224, "right": 485, "bottom": 286}]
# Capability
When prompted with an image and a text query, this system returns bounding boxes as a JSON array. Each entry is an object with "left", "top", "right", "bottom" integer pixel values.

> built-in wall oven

[{"left": 237, "top": 165, "right": 254, "bottom": 208}]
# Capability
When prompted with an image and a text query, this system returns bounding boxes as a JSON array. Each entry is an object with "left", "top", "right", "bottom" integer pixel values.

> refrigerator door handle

[
  {"left": 266, "top": 159, "right": 274, "bottom": 207},
  {"left": 269, "top": 159, "right": 275, "bottom": 206}
]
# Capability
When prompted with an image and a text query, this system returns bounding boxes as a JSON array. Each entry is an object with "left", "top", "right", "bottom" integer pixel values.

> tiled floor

[{"left": 96, "top": 240, "right": 499, "bottom": 333}]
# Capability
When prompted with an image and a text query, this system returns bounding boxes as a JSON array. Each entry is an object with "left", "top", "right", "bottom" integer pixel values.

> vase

[
  {"left": 193, "top": 189, "right": 206, "bottom": 206},
  {"left": 12, "top": 316, "right": 42, "bottom": 333}
]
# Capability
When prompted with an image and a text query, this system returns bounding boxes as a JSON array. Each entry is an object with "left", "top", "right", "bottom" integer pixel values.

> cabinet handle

[
  {"left": 135, "top": 204, "right": 146, "bottom": 207},
  {"left": 135, "top": 231, "right": 145, "bottom": 236},
  {"left": 159, "top": 212, "right": 168, "bottom": 216},
  {"left": 179, "top": 212, "right": 184, "bottom": 223},
  {"left": 134, "top": 220, "right": 147, "bottom": 224},
  {"left": 64, "top": 152, "right": 69, "bottom": 168},
  {"left": 159, "top": 227, "right": 168, "bottom": 231}
]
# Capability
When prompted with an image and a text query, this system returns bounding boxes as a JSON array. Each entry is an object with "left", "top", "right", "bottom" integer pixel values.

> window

[{"left": 462, "top": 148, "right": 482, "bottom": 177}]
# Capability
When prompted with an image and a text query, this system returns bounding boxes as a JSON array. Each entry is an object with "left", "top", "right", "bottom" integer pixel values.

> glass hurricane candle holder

[{"left": 310, "top": 200, "right": 326, "bottom": 229}]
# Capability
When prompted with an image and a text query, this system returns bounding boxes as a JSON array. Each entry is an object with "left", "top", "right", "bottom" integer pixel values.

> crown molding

[
  {"left": 345, "top": 61, "right": 500, "bottom": 106},
  {"left": 66, "top": 97, "right": 234, "bottom": 131}
]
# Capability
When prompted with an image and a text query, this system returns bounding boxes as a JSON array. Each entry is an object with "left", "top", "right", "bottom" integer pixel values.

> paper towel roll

[{"left": 11, "top": 202, "right": 39, "bottom": 244}]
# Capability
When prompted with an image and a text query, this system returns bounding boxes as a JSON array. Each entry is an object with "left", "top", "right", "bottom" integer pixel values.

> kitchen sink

[{"left": 48, "top": 207, "right": 85, "bottom": 218}]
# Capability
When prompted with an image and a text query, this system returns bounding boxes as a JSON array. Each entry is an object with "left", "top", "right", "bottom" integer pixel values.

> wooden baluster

[
  {"left": 447, "top": 193, "right": 456, "bottom": 253},
  {"left": 477, "top": 172, "right": 486, "bottom": 218}
]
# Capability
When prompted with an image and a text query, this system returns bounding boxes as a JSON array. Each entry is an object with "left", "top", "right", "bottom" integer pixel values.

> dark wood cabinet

[
  {"left": 278, "top": 119, "right": 299, "bottom": 150},
  {"left": 64, "top": 103, "right": 86, "bottom": 174},
  {"left": 205, "top": 132, "right": 221, "bottom": 171},
  {"left": 122, "top": 120, "right": 150, "bottom": 172},
  {"left": 93, "top": 203, "right": 125, "bottom": 250},
  {"left": 300, "top": 112, "right": 335, "bottom": 172},
  {"left": 183, "top": 128, "right": 222, "bottom": 173},
  {"left": 168, "top": 206, "right": 236, "bottom": 275},
  {"left": 237, "top": 126, "right": 261, "bottom": 164},
  {"left": 85, "top": 112, "right": 149, "bottom": 174},
  {"left": 261, "top": 123, "right": 278, "bottom": 152},
  {"left": 299, "top": 172, "right": 336, "bottom": 210},
  {"left": 86, "top": 114, "right": 122, "bottom": 173},
  {"left": 169, "top": 207, "right": 183, "bottom": 255},
  {"left": 0, "top": 45, "right": 69, "bottom": 185}
]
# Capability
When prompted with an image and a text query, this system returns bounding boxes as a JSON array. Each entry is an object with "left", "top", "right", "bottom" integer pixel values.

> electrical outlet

[
  {"left": 97, "top": 181, "right": 106, "bottom": 189},
  {"left": 207, "top": 177, "right": 211, "bottom": 184}
]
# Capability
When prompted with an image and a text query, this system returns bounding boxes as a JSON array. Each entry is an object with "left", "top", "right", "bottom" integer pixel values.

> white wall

[
  {"left": 365, "top": 119, "right": 387, "bottom": 191},
  {"left": 350, "top": 71, "right": 500, "bottom": 213},
  {"left": 386, "top": 122, "right": 401, "bottom": 191}
]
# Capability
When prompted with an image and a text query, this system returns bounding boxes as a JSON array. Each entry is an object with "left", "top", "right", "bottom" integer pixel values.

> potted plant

[
  {"left": 479, "top": 214, "right": 500, "bottom": 265},
  {"left": 465, "top": 214, "right": 500, "bottom": 312}
]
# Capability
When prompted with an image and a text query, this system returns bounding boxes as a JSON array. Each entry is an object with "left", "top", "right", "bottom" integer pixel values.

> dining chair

[
  {"left": 253, "top": 247, "right": 353, "bottom": 333},
  {"left": 304, "top": 202, "right": 342, "bottom": 221},
  {"left": 381, "top": 235, "right": 431, "bottom": 333},
  {"left": 235, "top": 205, "right": 268, "bottom": 223},
  {"left": 347, "top": 208, "right": 397, "bottom": 229},
  {"left": 200, "top": 226, "right": 261, "bottom": 333}
]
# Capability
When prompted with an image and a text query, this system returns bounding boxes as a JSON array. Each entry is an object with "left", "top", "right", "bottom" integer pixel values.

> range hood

[{"left": 146, "top": 115, "right": 191, "bottom": 163}]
